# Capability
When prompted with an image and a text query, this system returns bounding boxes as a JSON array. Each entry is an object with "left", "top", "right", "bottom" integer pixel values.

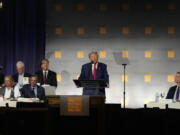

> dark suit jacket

[
  {"left": 0, "top": 87, "right": 15, "bottom": 98},
  {"left": 78, "top": 62, "right": 109, "bottom": 95},
  {"left": 36, "top": 70, "right": 57, "bottom": 87},
  {"left": 20, "top": 84, "right": 46, "bottom": 101},
  {"left": 0, "top": 73, "right": 4, "bottom": 86},
  {"left": 166, "top": 85, "right": 177, "bottom": 99},
  {"left": 12, "top": 72, "right": 31, "bottom": 83}
]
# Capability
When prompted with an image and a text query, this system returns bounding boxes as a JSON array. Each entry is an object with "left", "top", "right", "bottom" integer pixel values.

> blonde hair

[
  {"left": 4, "top": 75, "right": 15, "bottom": 86},
  {"left": 88, "top": 51, "right": 99, "bottom": 58}
]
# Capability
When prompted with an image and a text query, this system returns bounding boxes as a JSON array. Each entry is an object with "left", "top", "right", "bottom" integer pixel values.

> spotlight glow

[{"left": 0, "top": 2, "right": 2, "bottom": 8}]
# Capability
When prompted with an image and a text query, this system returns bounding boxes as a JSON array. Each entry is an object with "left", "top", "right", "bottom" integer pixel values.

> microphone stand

[{"left": 122, "top": 64, "right": 127, "bottom": 109}]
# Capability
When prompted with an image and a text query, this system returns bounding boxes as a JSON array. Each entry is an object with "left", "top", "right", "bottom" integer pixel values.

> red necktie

[
  {"left": 93, "top": 63, "right": 96, "bottom": 80},
  {"left": 44, "top": 71, "right": 47, "bottom": 84}
]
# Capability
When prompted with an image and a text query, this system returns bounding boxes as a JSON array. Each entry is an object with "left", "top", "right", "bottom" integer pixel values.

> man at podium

[{"left": 78, "top": 51, "right": 109, "bottom": 95}]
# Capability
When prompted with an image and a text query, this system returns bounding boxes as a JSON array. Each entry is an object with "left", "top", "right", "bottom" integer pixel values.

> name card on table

[
  {"left": 23, "top": 77, "right": 29, "bottom": 85},
  {"left": 60, "top": 96, "right": 89, "bottom": 116},
  {"left": 0, "top": 100, "right": 17, "bottom": 108}
]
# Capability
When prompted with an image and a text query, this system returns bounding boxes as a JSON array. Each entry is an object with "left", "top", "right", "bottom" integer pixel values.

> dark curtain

[{"left": 0, "top": 0, "right": 46, "bottom": 75}]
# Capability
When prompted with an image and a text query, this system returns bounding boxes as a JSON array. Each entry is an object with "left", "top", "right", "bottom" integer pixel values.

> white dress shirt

[
  {"left": 43, "top": 70, "right": 48, "bottom": 78},
  {"left": 92, "top": 63, "right": 98, "bottom": 73},
  {"left": 14, "top": 85, "right": 21, "bottom": 98},
  {"left": 4, "top": 88, "right": 12, "bottom": 99},
  {"left": 18, "top": 73, "right": 24, "bottom": 86},
  {"left": 4, "top": 86, "right": 21, "bottom": 99}
]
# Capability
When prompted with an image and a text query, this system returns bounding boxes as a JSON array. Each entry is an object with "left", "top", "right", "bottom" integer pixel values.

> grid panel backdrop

[{"left": 46, "top": 0, "right": 180, "bottom": 107}]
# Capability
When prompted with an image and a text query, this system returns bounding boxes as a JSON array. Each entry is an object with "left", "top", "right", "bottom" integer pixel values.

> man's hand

[{"left": 106, "top": 84, "right": 109, "bottom": 88}]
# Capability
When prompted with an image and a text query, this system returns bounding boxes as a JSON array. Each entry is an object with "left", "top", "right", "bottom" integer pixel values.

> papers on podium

[
  {"left": 41, "top": 84, "right": 56, "bottom": 95},
  {"left": 17, "top": 98, "right": 40, "bottom": 102}
]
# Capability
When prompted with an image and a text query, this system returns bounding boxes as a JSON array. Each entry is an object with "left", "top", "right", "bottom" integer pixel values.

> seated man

[
  {"left": 166, "top": 72, "right": 180, "bottom": 100},
  {"left": 36, "top": 59, "right": 57, "bottom": 87},
  {"left": 78, "top": 51, "right": 109, "bottom": 96},
  {"left": 0, "top": 75, "right": 21, "bottom": 99},
  {"left": 0, "top": 73, "right": 4, "bottom": 87},
  {"left": 12, "top": 61, "right": 31, "bottom": 86},
  {"left": 20, "top": 75, "right": 46, "bottom": 101}
]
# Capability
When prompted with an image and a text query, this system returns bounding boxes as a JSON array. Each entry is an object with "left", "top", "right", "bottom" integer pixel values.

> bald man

[{"left": 12, "top": 61, "right": 31, "bottom": 86}]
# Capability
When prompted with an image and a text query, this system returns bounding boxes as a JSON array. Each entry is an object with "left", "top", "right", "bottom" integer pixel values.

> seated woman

[{"left": 0, "top": 75, "right": 21, "bottom": 100}]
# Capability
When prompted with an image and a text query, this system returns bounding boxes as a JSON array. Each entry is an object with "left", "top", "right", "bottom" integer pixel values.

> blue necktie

[
  {"left": 176, "top": 87, "right": 180, "bottom": 100},
  {"left": 32, "top": 87, "right": 35, "bottom": 97}
]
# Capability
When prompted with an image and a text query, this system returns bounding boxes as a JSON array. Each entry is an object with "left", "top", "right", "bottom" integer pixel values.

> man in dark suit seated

[
  {"left": 36, "top": 59, "right": 57, "bottom": 87},
  {"left": 12, "top": 61, "right": 31, "bottom": 86},
  {"left": 20, "top": 75, "right": 46, "bottom": 101},
  {"left": 166, "top": 72, "right": 180, "bottom": 100},
  {"left": 78, "top": 51, "right": 109, "bottom": 96},
  {"left": 0, "top": 73, "right": 4, "bottom": 87}
]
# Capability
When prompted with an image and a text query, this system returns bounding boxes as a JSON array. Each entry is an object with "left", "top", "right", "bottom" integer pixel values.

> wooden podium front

[
  {"left": 47, "top": 95, "right": 105, "bottom": 108},
  {"left": 46, "top": 95, "right": 106, "bottom": 135}
]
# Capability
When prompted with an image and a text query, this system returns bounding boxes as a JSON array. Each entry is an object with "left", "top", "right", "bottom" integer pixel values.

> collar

[
  {"left": 31, "top": 85, "right": 37, "bottom": 89},
  {"left": 43, "top": 70, "right": 48, "bottom": 73},
  {"left": 5, "top": 87, "right": 13, "bottom": 91},
  {"left": 91, "top": 62, "right": 98, "bottom": 65},
  {"left": 18, "top": 73, "right": 24, "bottom": 76}
]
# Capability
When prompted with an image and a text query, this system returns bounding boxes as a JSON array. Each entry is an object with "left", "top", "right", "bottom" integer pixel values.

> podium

[
  {"left": 41, "top": 85, "right": 56, "bottom": 95},
  {"left": 73, "top": 79, "right": 107, "bottom": 89}
]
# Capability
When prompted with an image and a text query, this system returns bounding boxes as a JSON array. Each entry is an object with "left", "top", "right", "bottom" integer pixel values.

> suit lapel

[
  {"left": 10, "top": 88, "right": 14, "bottom": 98},
  {"left": 2, "top": 87, "right": 5, "bottom": 96},
  {"left": 36, "top": 86, "right": 40, "bottom": 98},
  {"left": 37, "top": 86, "right": 42, "bottom": 99},
  {"left": 89, "top": 63, "right": 93, "bottom": 80},
  {"left": 24, "top": 72, "right": 27, "bottom": 77},
  {"left": 47, "top": 70, "right": 50, "bottom": 82},
  {"left": 41, "top": 71, "right": 44, "bottom": 83},
  {"left": 15, "top": 73, "right": 19, "bottom": 82},
  {"left": 96, "top": 63, "right": 101, "bottom": 79}
]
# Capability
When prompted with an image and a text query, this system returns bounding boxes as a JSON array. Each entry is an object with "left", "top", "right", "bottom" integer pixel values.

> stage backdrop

[
  {"left": 46, "top": 0, "right": 180, "bottom": 107},
  {"left": 0, "top": 0, "right": 46, "bottom": 75}
]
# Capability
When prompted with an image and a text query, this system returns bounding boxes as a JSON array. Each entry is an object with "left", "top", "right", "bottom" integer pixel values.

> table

[{"left": 0, "top": 96, "right": 180, "bottom": 135}]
